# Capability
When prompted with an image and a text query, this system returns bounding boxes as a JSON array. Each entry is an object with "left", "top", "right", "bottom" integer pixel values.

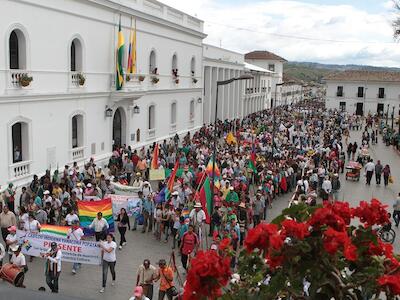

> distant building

[
  {"left": 203, "top": 45, "right": 273, "bottom": 124},
  {"left": 281, "top": 74, "right": 304, "bottom": 106},
  {"left": 245, "top": 50, "right": 287, "bottom": 107},
  {"left": 324, "top": 70, "right": 400, "bottom": 116}
]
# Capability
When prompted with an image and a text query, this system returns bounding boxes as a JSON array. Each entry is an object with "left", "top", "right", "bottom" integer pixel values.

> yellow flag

[{"left": 226, "top": 132, "right": 237, "bottom": 145}]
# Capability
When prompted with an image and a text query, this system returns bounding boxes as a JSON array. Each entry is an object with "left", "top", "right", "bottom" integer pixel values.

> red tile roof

[
  {"left": 245, "top": 51, "right": 287, "bottom": 62},
  {"left": 324, "top": 70, "right": 400, "bottom": 82}
]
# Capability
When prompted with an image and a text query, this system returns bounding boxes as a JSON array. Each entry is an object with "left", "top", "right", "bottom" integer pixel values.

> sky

[{"left": 159, "top": 0, "right": 400, "bottom": 67}]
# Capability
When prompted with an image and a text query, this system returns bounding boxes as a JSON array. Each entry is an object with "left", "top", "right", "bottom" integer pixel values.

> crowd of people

[{"left": 0, "top": 99, "right": 397, "bottom": 299}]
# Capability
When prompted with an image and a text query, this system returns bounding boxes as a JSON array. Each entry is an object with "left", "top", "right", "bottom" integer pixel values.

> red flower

[
  {"left": 324, "top": 201, "right": 352, "bottom": 225},
  {"left": 323, "top": 227, "right": 357, "bottom": 261},
  {"left": 378, "top": 274, "right": 400, "bottom": 295},
  {"left": 266, "top": 253, "right": 285, "bottom": 269},
  {"left": 352, "top": 199, "right": 389, "bottom": 227},
  {"left": 219, "top": 238, "right": 232, "bottom": 252},
  {"left": 183, "top": 250, "right": 231, "bottom": 300},
  {"left": 244, "top": 223, "right": 280, "bottom": 252},
  {"left": 281, "top": 219, "right": 310, "bottom": 240},
  {"left": 309, "top": 206, "right": 346, "bottom": 232}
]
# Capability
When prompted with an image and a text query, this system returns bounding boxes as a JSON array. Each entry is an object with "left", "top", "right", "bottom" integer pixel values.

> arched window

[
  {"left": 149, "top": 50, "right": 157, "bottom": 74},
  {"left": 9, "top": 29, "right": 26, "bottom": 70},
  {"left": 11, "top": 122, "right": 29, "bottom": 163},
  {"left": 71, "top": 115, "right": 83, "bottom": 148},
  {"left": 70, "top": 38, "right": 83, "bottom": 72},
  {"left": 190, "top": 100, "right": 195, "bottom": 120},
  {"left": 148, "top": 105, "right": 155, "bottom": 130},
  {"left": 172, "top": 54, "right": 178, "bottom": 77},
  {"left": 171, "top": 102, "right": 177, "bottom": 124},
  {"left": 190, "top": 57, "right": 196, "bottom": 77}
]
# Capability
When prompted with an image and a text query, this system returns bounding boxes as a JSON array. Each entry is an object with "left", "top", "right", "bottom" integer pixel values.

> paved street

[{"left": 1, "top": 128, "right": 399, "bottom": 299}]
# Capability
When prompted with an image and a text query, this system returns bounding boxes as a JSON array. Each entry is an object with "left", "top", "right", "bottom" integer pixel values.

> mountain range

[{"left": 284, "top": 62, "right": 400, "bottom": 84}]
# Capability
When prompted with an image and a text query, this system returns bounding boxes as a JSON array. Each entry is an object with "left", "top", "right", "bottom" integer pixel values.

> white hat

[
  {"left": 143, "top": 181, "right": 150, "bottom": 185},
  {"left": 229, "top": 186, "right": 234, "bottom": 191},
  {"left": 194, "top": 202, "right": 202, "bottom": 208},
  {"left": 87, "top": 183, "right": 92, "bottom": 188},
  {"left": 172, "top": 191, "right": 179, "bottom": 196},
  {"left": 69, "top": 170, "right": 74, "bottom": 175},
  {"left": 43, "top": 190, "right": 50, "bottom": 195},
  {"left": 10, "top": 244, "right": 19, "bottom": 252}
]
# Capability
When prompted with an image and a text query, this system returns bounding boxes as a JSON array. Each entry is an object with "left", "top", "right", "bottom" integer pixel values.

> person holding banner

[
  {"left": 89, "top": 212, "right": 109, "bottom": 241},
  {"left": 99, "top": 233, "right": 117, "bottom": 293},
  {"left": 42, "top": 242, "right": 62, "bottom": 293},
  {"left": 116, "top": 208, "right": 130, "bottom": 249},
  {"left": 67, "top": 220, "right": 84, "bottom": 274}
]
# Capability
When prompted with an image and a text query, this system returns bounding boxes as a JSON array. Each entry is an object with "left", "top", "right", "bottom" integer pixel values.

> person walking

[
  {"left": 375, "top": 160, "right": 383, "bottom": 185},
  {"left": 3, "top": 183, "right": 16, "bottom": 213},
  {"left": 364, "top": 159, "right": 375, "bottom": 186},
  {"left": 393, "top": 193, "right": 400, "bottom": 227},
  {"left": 331, "top": 174, "right": 341, "bottom": 201},
  {"left": 180, "top": 224, "right": 199, "bottom": 270},
  {"left": 155, "top": 259, "right": 175, "bottom": 300},
  {"left": 89, "top": 212, "right": 109, "bottom": 241},
  {"left": 100, "top": 233, "right": 117, "bottom": 293},
  {"left": 136, "top": 259, "right": 157, "bottom": 300},
  {"left": 383, "top": 164, "right": 391, "bottom": 187},
  {"left": 130, "top": 286, "right": 150, "bottom": 300},
  {"left": 67, "top": 220, "right": 84, "bottom": 274},
  {"left": 42, "top": 242, "right": 62, "bottom": 293},
  {"left": 116, "top": 208, "right": 130, "bottom": 250},
  {"left": 142, "top": 192, "right": 154, "bottom": 233},
  {"left": 0, "top": 205, "right": 16, "bottom": 248}
]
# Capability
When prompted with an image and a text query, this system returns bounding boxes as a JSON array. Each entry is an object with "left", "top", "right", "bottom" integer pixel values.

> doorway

[
  {"left": 112, "top": 108, "right": 126, "bottom": 148},
  {"left": 377, "top": 103, "right": 384, "bottom": 116},
  {"left": 339, "top": 102, "right": 346, "bottom": 112},
  {"left": 356, "top": 102, "right": 364, "bottom": 116}
]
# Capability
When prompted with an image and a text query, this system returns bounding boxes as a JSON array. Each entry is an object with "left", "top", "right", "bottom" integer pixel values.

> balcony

[
  {"left": 70, "top": 72, "right": 86, "bottom": 88},
  {"left": 70, "top": 147, "right": 85, "bottom": 161},
  {"left": 9, "top": 160, "right": 32, "bottom": 179},
  {"left": 8, "top": 70, "right": 33, "bottom": 89},
  {"left": 170, "top": 123, "right": 177, "bottom": 133},
  {"left": 357, "top": 93, "right": 364, "bottom": 98},
  {"left": 148, "top": 128, "right": 156, "bottom": 140}
]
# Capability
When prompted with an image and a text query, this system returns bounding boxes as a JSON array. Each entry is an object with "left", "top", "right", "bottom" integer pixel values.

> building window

[
  {"left": 148, "top": 105, "right": 155, "bottom": 130},
  {"left": 9, "top": 29, "right": 27, "bottom": 70},
  {"left": 70, "top": 38, "right": 83, "bottom": 72},
  {"left": 12, "top": 123, "right": 22, "bottom": 163},
  {"left": 337, "top": 86, "right": 343, "bottom": 97},
  {"left": 357, "top": 87, "right": 364, "bottom": 98},
  {"left": 190, "top": 100, "right": 195, "bottom": 120},
  {"left": 190, "top": 57, "right": 196, "bottom": 77},
  {"left": 71, "top": 115, "right": 83, "bottom": 148},
  {"left": 172, "top": 54, "right": 178, "bottom": 77},
  {"left": 339, "top": 102, "right": 346, "bottom": 112},
  {"left": 149, "top": 50, "right": 157, "bottom": 74},
  {"left": 268, "top": 64, "right": 275, "bottom": 72},
  {"left": 171, "top": 102, "right": 177, "bottom": 124},
  {"left": 378, "top": 88, "right": 385, "bottom": 99}
]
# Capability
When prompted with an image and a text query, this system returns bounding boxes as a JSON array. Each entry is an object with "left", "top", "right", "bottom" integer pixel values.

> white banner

[
  {"left": 107, "top": 194, "right": 141, "bottom": 217},
  {"left": 16, "top": 230, "right": 101, "bottom": 265}
]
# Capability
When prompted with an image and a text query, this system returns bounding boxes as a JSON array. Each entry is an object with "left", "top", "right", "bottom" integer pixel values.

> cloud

[{"left": 160, "top": 0, "right": 400, "bottom": 67}]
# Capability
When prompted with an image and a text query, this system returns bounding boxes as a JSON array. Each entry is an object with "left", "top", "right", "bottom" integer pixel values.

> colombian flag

[
  {"left": 116, "top": 16, "right": 125, "bottom": 91},
  {"left": 127, "top": 18, "right": 136, "bottom": 74},
  {"left": 78, "top": 198, "right": 114, "bottom": 235}
]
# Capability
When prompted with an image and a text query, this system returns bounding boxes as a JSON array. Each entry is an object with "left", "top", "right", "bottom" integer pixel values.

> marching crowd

[{"left": 0, "top": 99, "right": 397, "bottom": 300}]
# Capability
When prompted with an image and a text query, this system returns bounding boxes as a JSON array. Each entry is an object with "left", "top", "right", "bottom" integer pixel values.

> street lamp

[
  {"left": 386, "top": 104, "right": 390, "bottom": 126},
  {"left": 391, "top": 106, "right": 395, "bottom": 130},
  {"left": 105, "top": 106, "right": 113, "bottom": 118},
  {"left": 272, "top": 82, "right": 285, "bottom": 150},
  {"left": 133, "top": 105, "right": 140, "bottom": 114},
  {"left": 210, "top": 74, "right": 253, "bottom": 220}
]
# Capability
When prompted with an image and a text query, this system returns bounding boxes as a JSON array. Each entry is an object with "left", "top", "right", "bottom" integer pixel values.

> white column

[
  {"left": 210, "top": 67, "right": 217, "bottom": 123},
  {"left": 218, "top": 68, "right": 224, "bottom": 121},
  {"left": 203, "top": 67, "right": 211, "bottom": 124}
]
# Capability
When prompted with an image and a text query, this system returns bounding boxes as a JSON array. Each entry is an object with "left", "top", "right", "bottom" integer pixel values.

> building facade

[
  {"left": 244, "top": 50, "right": 287, "bottom": 107},
  {"left": 325, "top": 71, "right": 400, "bottom": 116},
  {"left": 202, "top": 45, "right": 272, "bottom": 124},
  {"left": 0, "top": 0, "right": 205, "bottom": 187}
]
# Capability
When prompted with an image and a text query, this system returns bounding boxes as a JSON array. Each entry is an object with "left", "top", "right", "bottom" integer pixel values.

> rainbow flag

[
  {"left": 206, "top": 157, "right": 220, "bottom": 178},
  {"left": 182, "top": 207, "right": 190, "bottom": 218},
  {"left": 40, "top": 224, "right": 70, "bottom": 238},
  {"left": 78, "top": 198, "right": 114, "bottom": 235},
  {"left": 151, "top": 144, "right": 159, "bottom": 169}
]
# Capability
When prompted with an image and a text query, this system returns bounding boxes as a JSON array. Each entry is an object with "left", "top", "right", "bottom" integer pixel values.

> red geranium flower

[
  {"left": 309, "top": 206, "right": 346, "bottom": 232},
  {"left": 281, "top": 219, "right": 310, "bottom": 240},
  {"left": 324, "top": 201, "right": 352, "bottom": 225},
  {"left": 323, "top": 227, "right": 357, "bottom": 261},
  {"left": 183, "top": 250, "right": 231, "bottom": 300},
  {"left": 219, "top": 238, "right": 232, "bottom": 252},
  {"left": 244, "top": 223, "right": 280, "bottom": 252},
  {"left": 352, "top": 199, "right": 389, "bottom": 227},
  {"left": 378, "top": 274, "right": 400, "bottom": 295}
]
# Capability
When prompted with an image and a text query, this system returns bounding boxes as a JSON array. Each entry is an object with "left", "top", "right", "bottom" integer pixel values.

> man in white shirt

[
  {"left": 65, "top": 210, "right": 79, "bottom": 226},
  {"left": 43, "top": 242, "right": 62, "bottom": 293},
  {"left": 321, "top": 176, "right": 332, "bottom": 201},
  {"left": 89, "top": 212, "right": 109, "bottom": 241},
  {"left": 365, "top": 159, "right": 375, "bottom": 185},
  {"left": 67, "top": 220, "right": 84, "bottom": 274},
  {"left": 10, "top": 245, "right": 27, "bottom": 287},
  {"left": 189, "top": 203, "right": 206, "bottom": 244}
]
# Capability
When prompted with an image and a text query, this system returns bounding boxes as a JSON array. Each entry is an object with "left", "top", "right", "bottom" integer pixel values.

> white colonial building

[
  {"left": 244, "top": 50, "right": 287, "bottom": 107},
  {"left": 325, "top": 71, "right": 400, "bottom": 116},
  {"left": 281, "top": 75, "right": 304, "bottom": 106},
  {"left": 202, "top": 44, "right": 273, "bottom": 124},
  {"left": 0, "top": 0, "right": 205, "bottom": 187}
]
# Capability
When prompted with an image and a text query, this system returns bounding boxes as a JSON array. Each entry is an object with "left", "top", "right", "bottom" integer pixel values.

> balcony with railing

[
  {"left": 9, "top": 160, "right": 32, "bottom": 179},
  {"left": 148, "top": 128, "right": 156, "bottom": 140},
  {"left": 170, "top": 123, "right": 177, "bottom": 133},
  {"left": 8, "top": 70, "right": 33, "bottom": 90},
  {"left": 70, "top": 72, "right": 86, "bottom": 89},
  {"left": 70, "top": 147, "right": 85, "bottom": 161},
  {"left": 336, "top": 92, "right": 344, "bottom": 97}
]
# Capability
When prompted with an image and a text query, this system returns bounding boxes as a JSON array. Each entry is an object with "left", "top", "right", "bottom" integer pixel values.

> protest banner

[
  {"left": 149, "top": 169, "right": 165, "bottom": 181},
  {"left": 16, "top": 230, "right": 101, "bottom": 265},
  {"left": 106, "top": 194, "right": 141, "bottom": 217},
  {"left": 110, "top": 182, "right": 140, "bottom": 195}
]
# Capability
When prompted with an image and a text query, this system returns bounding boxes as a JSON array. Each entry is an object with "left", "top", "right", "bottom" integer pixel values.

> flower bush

[{"left": 184, "top": 199, "right": 400, "bottom": 300}]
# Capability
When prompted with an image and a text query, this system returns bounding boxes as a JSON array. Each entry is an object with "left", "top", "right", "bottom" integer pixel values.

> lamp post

[
  {"left": 272, "top": 82, "right": 285, "bottom": 150},
  {"left": 391, "top": 106, "right": 395, "bottom": 130},
  {"left": 210, "top": 74, "right": 253, "bottom": 217},
  {"left": 386, "top": 104, "right": 390, "bottom": 126}
]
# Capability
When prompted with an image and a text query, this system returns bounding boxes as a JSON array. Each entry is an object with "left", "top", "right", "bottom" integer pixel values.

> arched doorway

[{"left": 112, "top": 108, "right": 126, "bottom": 148}]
